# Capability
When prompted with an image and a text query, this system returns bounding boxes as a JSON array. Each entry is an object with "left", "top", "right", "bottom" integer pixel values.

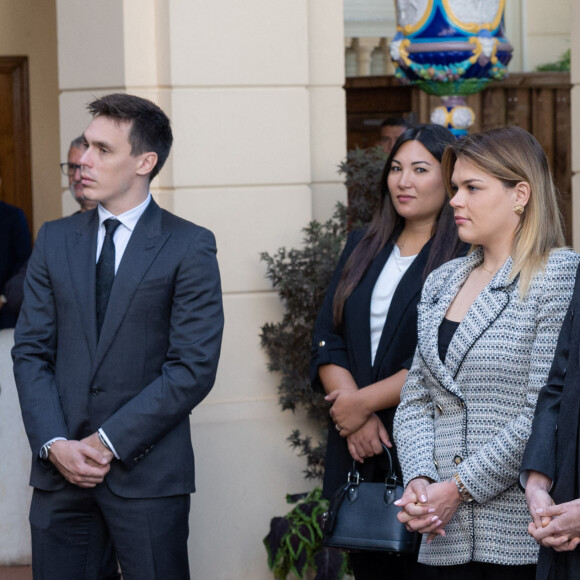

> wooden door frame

[{"left": 0, "top": 56, "right": 32, "bottom": 229}]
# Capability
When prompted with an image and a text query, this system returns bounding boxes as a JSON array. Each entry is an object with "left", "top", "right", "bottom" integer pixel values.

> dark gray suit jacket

[{"left": 12, "top": 199, "right": 224, "bottom": 498}]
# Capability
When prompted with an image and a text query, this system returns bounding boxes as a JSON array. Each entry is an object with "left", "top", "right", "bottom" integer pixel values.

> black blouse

[{"left": 438, "top": 317, "right": 460, "bottom": 362}]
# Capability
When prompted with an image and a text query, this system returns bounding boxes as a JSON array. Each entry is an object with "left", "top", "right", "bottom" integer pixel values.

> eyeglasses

[{"left": 60, "top": 163, "right": 82, "bottom": 177}]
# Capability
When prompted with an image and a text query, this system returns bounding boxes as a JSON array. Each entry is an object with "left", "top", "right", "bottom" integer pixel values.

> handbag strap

[{"left": 349, "top": 443, "right": 398, "bottom": 486}]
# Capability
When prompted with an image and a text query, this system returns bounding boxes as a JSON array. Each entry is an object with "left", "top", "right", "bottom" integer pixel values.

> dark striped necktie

[{"left": 96, "top": 218, "right": 121, "bottom": 338}]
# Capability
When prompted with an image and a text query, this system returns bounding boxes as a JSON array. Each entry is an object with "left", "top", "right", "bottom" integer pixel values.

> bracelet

[{"left": 453, "top": 472, "right": 474, "bottom": 503}]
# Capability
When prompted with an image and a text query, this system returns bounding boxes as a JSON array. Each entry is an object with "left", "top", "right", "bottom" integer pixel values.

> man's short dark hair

[
  {"left": 87, "top": 93, "right": 173, "bottom": 181},
  {"left": 380, "top": 116, "right": 411, "bottom": 129}
]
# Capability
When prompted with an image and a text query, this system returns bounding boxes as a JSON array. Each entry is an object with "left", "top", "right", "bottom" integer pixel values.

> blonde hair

[{"left": 441, "top": 126, "right": 565, "bottom": 298}]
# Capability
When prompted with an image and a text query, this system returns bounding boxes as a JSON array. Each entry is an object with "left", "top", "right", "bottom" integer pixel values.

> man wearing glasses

[{"left": 61, "top": 136, "right": 98, "bottom": 213}]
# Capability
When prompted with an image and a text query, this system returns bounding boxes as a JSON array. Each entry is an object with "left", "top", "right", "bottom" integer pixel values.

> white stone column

[
  {"left": 308, "top": 0, "right": 347, "bottom": 221},
  {"left": 0, "top": 330, "right": 33, "bottom": 565},
  {"left": 381, "top": 38, "right": 395, "bottom": 75},
  {"left": 353, "top": 37, "right": 377, "bottom": 76}
]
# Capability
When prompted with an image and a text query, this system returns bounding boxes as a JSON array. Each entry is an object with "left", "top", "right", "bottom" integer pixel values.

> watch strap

[{"left": 453, "top": 472, "right": 474, "bottom": 503}]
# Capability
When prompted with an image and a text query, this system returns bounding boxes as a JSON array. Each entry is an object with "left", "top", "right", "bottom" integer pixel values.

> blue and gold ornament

[{"left": 390, "top": 0, "right": 513, "bottom": 135}]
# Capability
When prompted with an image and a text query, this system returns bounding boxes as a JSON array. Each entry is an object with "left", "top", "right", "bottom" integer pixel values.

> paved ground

[{"left": 0, "top": 567, "right": 32, "bottom": 580}]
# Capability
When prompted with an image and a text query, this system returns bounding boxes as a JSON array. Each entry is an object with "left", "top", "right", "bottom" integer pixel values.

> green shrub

[{"left": 261, "top": 147, "right": 387, "bottom": 579}]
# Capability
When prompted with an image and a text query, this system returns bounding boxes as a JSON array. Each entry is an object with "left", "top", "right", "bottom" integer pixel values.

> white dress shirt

[{"left": 96, "top": 194, "right": 151, "bottom": 270}]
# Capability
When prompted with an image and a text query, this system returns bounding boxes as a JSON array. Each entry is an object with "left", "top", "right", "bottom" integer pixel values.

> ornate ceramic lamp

[{"left": 390, "top": 0, "right": 513, "bottom": 136}]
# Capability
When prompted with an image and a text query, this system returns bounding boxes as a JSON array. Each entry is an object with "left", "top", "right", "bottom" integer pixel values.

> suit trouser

[{"left": 29, "top": 481, "right": 190, "bottom": 580}]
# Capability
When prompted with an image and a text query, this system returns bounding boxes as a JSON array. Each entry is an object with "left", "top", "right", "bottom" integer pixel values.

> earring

[{"left": 513, "top": 205, "right": 525, "bottom": 216}]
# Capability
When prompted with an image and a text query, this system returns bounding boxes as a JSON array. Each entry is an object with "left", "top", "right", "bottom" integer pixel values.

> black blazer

[
  {"left": 521, "top": 262, "right": 580, "bottom": 580},
  {"left": 311, "top": 229, "right": 435, "bottom": 497},
  {"left": 12, "top": 199, "right": 224, "bottom": 498},
  {"left": 0, "top": 201, "right": 31, "bottom": 328}
]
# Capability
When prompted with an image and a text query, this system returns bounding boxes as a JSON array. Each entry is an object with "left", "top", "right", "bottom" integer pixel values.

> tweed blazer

[{"left": 393, "top": 247, "right": 579, "bottom": 566}]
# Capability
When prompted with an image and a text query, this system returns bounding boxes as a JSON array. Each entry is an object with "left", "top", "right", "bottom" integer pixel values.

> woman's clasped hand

[{"left": 394, "top": 477, "right": 460, "bottom": 542}]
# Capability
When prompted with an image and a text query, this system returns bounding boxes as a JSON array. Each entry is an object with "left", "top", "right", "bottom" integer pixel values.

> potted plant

[{"left": 263, "top": 488, "right": 349, "bottom": 580}]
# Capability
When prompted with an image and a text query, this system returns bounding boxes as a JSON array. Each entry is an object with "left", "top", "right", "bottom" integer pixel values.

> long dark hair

[{"left": 332, "top": 124, "right": 463, "bottom": 326}]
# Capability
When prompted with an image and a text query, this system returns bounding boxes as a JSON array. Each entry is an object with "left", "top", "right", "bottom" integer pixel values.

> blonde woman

[{"left": 393, "top": 126, "right": 579, "bottom": 580}]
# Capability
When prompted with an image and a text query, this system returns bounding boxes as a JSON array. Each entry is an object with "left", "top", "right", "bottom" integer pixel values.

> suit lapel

[
  {"left": 416, "top": 256, "right": 470, "bottom": 397},
  {"left": 417, "top": 249, "right": 512, "bottom": 396},
  {"left": 372, "top": 238, "right": 432, "bottom": 376},
  {"left": 91, "top": 200, "right": 171, "bottom": 374},
  {"left": 445, "top": 264, "right": 512, "bottom": 379},
  {"left": 66, "top": 210, "right": 99, "bottom": 356}
]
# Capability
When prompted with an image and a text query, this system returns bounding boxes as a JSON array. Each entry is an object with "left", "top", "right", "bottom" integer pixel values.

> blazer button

[
  {"left": 435, "top": 404, "right": 443, "bottom": 414},
  {"left": 319, "top": 341, "right": 326, "bottom": 347},
  {"left": 89, "top": 388, "right": 100, "bottom": 396},
  {"left": 453, "top": 455, "right": 463, "bottom": 465}
]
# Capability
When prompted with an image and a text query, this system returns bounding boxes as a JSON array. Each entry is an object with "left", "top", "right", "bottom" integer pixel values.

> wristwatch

[
  {"left": 453, "top": 472, "right": 474, "bottom": 503},
  {"left": 40, "top": 440, "right": 55, "bottom": 461}
]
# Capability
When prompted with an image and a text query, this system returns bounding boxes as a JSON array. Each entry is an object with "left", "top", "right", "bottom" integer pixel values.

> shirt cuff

[
  {"left": 98, "top": 428, "right": 120, "bottom": 460},
  {"left": 519, "top": 469, "right": 553, "bottom": 492}
]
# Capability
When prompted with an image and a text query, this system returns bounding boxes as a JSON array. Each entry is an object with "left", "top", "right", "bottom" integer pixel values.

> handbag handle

[{"left": 349, "top": 443, "right": 398, "bottom": 486}]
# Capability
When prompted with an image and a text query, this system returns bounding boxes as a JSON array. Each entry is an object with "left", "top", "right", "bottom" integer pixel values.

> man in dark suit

[
  {"left": 12, "top": 93, "right": 224, "bottom": 580},
  {"left": 0, "top": 199, "right": 31, "bottom": 329},
  {"left": 62, "top": 134, "right": 98, "bottom": 214}
]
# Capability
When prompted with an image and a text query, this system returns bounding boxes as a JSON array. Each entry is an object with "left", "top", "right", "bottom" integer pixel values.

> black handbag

[{"left": 321, "top": 444, "right": 419, "bottom": 553}]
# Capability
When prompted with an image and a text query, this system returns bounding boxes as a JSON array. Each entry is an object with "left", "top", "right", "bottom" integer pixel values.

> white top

[{"left": 370, "top": 244, "right": 417, "bottom": 365}]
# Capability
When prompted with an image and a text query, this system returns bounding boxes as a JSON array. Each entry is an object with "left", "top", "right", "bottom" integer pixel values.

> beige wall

[
  {"left": 505, "top": 0, "right": 571, "bottom": 72},
  {"left": 0, "top": 0, "right": 60, "bottom": 233},
  {"left": 526, "top": 0, "right": 571, "bottom": 71}
]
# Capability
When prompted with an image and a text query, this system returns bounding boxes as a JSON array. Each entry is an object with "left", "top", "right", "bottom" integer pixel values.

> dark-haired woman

[{"left": 310, "top": 124, "right": 466, "bottom": 579}]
